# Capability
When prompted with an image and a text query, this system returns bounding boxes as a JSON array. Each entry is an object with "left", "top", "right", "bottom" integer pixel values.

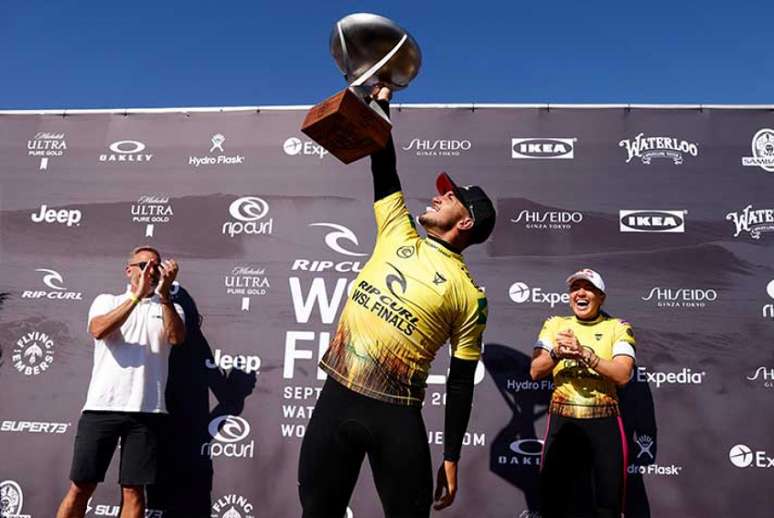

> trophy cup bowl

[{"left": 301, "top": 13, "right": 422, "bottom": 164}]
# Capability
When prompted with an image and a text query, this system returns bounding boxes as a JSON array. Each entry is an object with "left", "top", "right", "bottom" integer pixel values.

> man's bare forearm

[
  {"left": 160, "top": 301, "right": 185, "bottom": 345},
  {"left": 89, "top": 298, "right": 137, "bottom": 340}
]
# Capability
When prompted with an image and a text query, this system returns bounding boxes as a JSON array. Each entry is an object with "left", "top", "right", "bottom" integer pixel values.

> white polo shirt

[{"left": 83, "top": 290, "right": 185, "bottom": 413}]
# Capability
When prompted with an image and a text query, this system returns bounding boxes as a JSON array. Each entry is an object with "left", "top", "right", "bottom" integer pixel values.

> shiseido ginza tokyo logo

[
  {"left": 222, "top": 196, "right": 273, "bottom": 238},
  {"left": 402, "top": 138, "right": 471, "bottom": 157},
  {"left": 641, "top": 287, "right": 718, "bottom": 309},
  {"left": 511, "top": 209, "right": 583, "bottom": 231},
  {"left": 201, "top": 415, "right": 254, "bottom": 459},
  {"left": 619, "top": 133, "right": 699, "bottom": 165},
  {"left": 98, "top": 140, "right": 153, "bottom": 162}
]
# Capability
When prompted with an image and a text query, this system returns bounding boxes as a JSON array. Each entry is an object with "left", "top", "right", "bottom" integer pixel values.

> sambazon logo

[
  {"left": 741, "top": 128, "right": 774, "bottom": 172},
  {"left": 20, "top": 268, "right": 83, "bottom": 301},
  {"left": 98, "top": 140, "right": 153, "bottom": 163},
  {"left": 283, "top": 136, "right": 327, "bottom": 158},
  {"left": 729, "top": 444, "right": 774, "bottom": 469},
  {"left": 508, "top": 282, "right": 569, "bottom": 308},
  {"left": 206, "top": 349, "right": 261, "bottom": 375},
  {"left": 222, "top": 196, "right": 273, "bottom": 238},
  {"left": 402, "top": 138, "right": 471, "bottom": 157},
  {"left": 726, "top": 205, "right": 774, "bottom": 240},
  {"left": 619, "top": 133, "right": 699, "bottom": 165},
  {"left": 496, "top": 438, "right": 544, "bottom": 466},
  {"left": 511, "top": 209, "right": 583, "bottom": 231},
  {"left": 12, "top": 331, "right": 55, "bottom": 376},
  {"left": 0, "top": 420, "right": 70, "bottom": 433},
  {"left": 211, "top": 494, "right": 255, "bottom": 518},
  {"left": 201, "top": 415, "right": 254, "bottom": 459},
  {"left": 0, "top": 480, "right": 31, "bottom": 518},
  {"left": 631, "top": 366, "right": 706, "bottom": 388},
  {"left": 291, "top": 222, "right": 366, "bottom": 273},
  {"left": 30, "top": 204, "right": 82, "bottom": 227},
  {"left": 627, "top": 432, "right": 683, "bottom": 476},
  {"left": 189, "top": 133, "right": 245, "bottom": 168},
  {"left": 619, "top": 210, "right": 686, "bottom": 233},
  {"left": 27, "top": 131, "right": 66, "bottom": 171},
  {"left": 225, "top": 265, "right": 271, "bottom": 311},
  {"left": 641, "top": 287, "right": 718, "bottom": 308},
  {"left": 747, "top": 366, "right": 774, "bottom": 388},
  {"left": 511, "top": 138, "right": 576, "bottom": 159},
  {"left": 131, "top": 195, "right": 174, "bottom": 237}
]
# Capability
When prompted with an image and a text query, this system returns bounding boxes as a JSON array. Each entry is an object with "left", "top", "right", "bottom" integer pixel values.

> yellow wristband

[{"left": 129, "top": 293, "right": 140, "bottom": 304}]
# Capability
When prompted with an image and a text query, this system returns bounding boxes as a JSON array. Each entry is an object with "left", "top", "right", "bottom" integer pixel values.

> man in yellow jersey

[
  {"left": 530, "top": 268, "right": 635, "bottom": 518},
  {"left": 298, "top": 86, "right": 495, "bottom": 518}
]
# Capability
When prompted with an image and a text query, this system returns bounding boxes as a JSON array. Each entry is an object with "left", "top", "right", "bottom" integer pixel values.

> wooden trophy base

[{"left": 301, "top": 88, "right": 392, "bottom": 164}]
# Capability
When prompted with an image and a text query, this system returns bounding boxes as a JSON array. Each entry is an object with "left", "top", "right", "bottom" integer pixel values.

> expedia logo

[
  {"left": 729, "top": 444, "right": 774, "bottom": 468},
  {"left": 619, "top": 210, "right": 686, "bottom": 233},
  {"left": 511, "top": 138, "right": 576, "bottom": 159}
]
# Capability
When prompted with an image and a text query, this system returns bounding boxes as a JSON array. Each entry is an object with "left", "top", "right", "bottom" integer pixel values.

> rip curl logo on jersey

[
  {"left": 619, "top": 210, "right": 686, "bottom": 233},
  {"left": 511, "top": 138, "right": 576, "bottom": 159},
  {"left": 282, "top": 136, "right": 327, "bottom": 158},
  {"left": 98, "top": 140, "right": 153, "bottom": 163},
  {"left": 0, "top": 480, "right": 30, "bottom": 518},
  {"left": 201, "top": 415, "right": 254, "bottom": 459},
  {"left": 619, "top": 133, "right": 699, "bottom": 165},
  {"left": 27, "top": 131, "right": 67, "bottom": 171},
  {"left": 729, "top": 444, "right": 774, "bottom": 469},
  {"left": 726, "top": 205, "right": 774, "bottom": 240},
  {"left": 211, "top": 494, "right": 256, "bottom": 518},
  {"left": 385, "top": 263, "right": 408, "bottom": 301},
  {"left": 189, "top": 133, "right": 245, "bottom": 168},
  {"left": 12, "top": 331, "right": 55, "bottom": 376},
  {"left": 741, "top": 128, "right": 774, "bottom": 172},
  {"left": 396, "top": 245, "right": 415, "bottom": 258},
  {"left": 222, "top": 196, "right": 274, "bottom": 238},
  {"left": 309, "top": 223, "right": 367, "bottom": 257},
  {"left": 402, "top": 138, "right": 471, "bottom": 157}
]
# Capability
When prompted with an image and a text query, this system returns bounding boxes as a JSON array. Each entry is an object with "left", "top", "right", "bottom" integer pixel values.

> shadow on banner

[
  {"left": 483, "top": 343, "right": 656, "bottom": 517},
  {"left": 147, "top": 286, "right": 257, "bottom": 517}
]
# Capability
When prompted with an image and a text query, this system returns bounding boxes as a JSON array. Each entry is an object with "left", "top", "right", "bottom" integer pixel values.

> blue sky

[{"left": 2, "top": 0, "right": 771, "bottom": 109}]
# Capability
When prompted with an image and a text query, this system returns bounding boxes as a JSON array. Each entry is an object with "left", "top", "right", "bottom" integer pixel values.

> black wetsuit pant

[
  {"left": 540, "top": 414, "right": 628, "bottom": 518},
  {"left": 298, "top": 377, "right": 433, "bottom": 518}
]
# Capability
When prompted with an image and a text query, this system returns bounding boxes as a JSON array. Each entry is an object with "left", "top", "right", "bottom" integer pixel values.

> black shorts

[
  {"left": 69, "top": 410, "right": 166, "bottom": 486},
  {"left": 298, "top": 377, "right": 433, "bottom": 518}
]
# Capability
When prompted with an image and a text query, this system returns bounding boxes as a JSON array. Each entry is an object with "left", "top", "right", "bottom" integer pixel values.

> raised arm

[{"left": 370, "top": 86, "right": 401, "bottom": 202}]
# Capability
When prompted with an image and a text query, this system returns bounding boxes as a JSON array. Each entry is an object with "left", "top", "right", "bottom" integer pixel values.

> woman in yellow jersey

[{"left": 530, "top": 268, "right": 635, "bottom": 518}]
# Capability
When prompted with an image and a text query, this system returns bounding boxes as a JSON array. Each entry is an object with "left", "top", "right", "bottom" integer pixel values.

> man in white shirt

[{"left": 56, "top": 246, "right": 186, "bottom": 518}]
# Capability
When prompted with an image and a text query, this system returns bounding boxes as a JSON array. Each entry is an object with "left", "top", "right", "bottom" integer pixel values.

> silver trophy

[{"left": 301, "top": 13, "right": 422, "bottom": 164}]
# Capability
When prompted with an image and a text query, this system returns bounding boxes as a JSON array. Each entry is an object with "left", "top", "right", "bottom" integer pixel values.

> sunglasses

[{"left": 129, "top": 261, "right": 160, "bottom": 272}]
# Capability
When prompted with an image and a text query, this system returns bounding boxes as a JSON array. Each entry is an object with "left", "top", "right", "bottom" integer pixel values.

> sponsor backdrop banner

[{"left": 1, "top": 106, "right": 773, "bottom": 518}]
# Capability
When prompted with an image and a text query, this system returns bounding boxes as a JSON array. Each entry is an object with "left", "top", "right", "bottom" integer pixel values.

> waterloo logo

[
  {"left": 291, "top": 222, "right": 366, "bottom": 273},
  {"left": 211, "top": 494, "right": 255, "bottom": 518},
  {"left": 30, "top": 204, "right": 82, "bottom": 227},
  {"left": 630, "top": 366, "right": 706, "bottom": 388},
  {"left": 225, "top": 265, "right": 270, "bottom": 311},
  {"left": 496, "top": 438, "right": 544, "bottom": 466},
  {"left": 0, "top": 480, "right": 31, "bottom": 518},
  {"left": 99, "top": 140, "right": 153, "bottom": 163},
  {"left": 729, "top": 444, "right": 774, "bottom": 469},
  {"left": 511, "top": 209, "right": 583, "bottom": 231},
  {"left": 12, "top": 331, "right": 55, "bottom": 376},
  {"left": 402, "top": 138, "right": 471, "bottom": 157},
  {"left": 189, "top": 133, "right": 245, "bottom": 168},
  {"left": 283, "top": 136, "right": 327, "bottom": 159},
  {"left": 619, "top": 133, "right": 699, "bottom": 165},
  {"left": 747, "top": 366, "right": 774, "bottom": 388},
  {"left": 627, "top": 433, "right": 683, "bottom": 476},
  {"left": 741, "top": 128, "right": 774, "bottom": 172},
  {"left": 27, "top": 131, "right": 67, "bottom": 171},
  {"left": 619, "top": 210, "right": 686, "bottom": 233},
  {"left": 726, "top": 205, "right": 774, "bottom": 240},
  {"left": 508, "top": 282, "right": 568, "bottom": 308},
  {"left": 511, "top": 138, "right": 576, "bottom": 159},
  {"left": 201, "top": 415, "right": 254, "bottom": 459},
  {"left": 130, "top": 195, "right": 174, "bottom": 238},
  {"left": 641, "top": 287, "right": 718, "bottom": 309},
  {"left": 20, "top": 268, "right": 83, "bottom": 301},
  {"left": 222, "top": 196, "right": 273, "bottom": 238},
  {"left": 206, "top": 349, "right": 261, "bottom": 375}
]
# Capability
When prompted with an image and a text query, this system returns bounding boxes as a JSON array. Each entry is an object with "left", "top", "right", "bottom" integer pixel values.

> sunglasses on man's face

[{"left": 129, "top": 261, "right": 159, "bottom": 272}]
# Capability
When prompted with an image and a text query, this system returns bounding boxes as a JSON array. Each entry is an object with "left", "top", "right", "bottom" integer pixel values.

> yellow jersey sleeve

[
  {"left": 612, "top": 319, "right": 637, "bottom": 358},
  {"left": 536, "top": 317, "right": 559, "bottom": 351},
  {"left": 450, "top": 289, "right": 487, "bottom": 361},
  {"left": 373, "top": 191, "right": 420, "bottom": 245}
]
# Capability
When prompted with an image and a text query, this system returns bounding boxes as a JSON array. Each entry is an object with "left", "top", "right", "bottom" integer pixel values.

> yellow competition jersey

[
  {"left": 320, "top": 192, "right": 488, "bottom": 406},
  {"left": 536, "top": 313, "right": 636, "bottom": 418}
]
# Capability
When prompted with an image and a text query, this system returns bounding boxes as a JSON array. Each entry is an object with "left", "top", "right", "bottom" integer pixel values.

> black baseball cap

[{"left": 436, "top": 172, "right": 496, "bottom": 244}]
